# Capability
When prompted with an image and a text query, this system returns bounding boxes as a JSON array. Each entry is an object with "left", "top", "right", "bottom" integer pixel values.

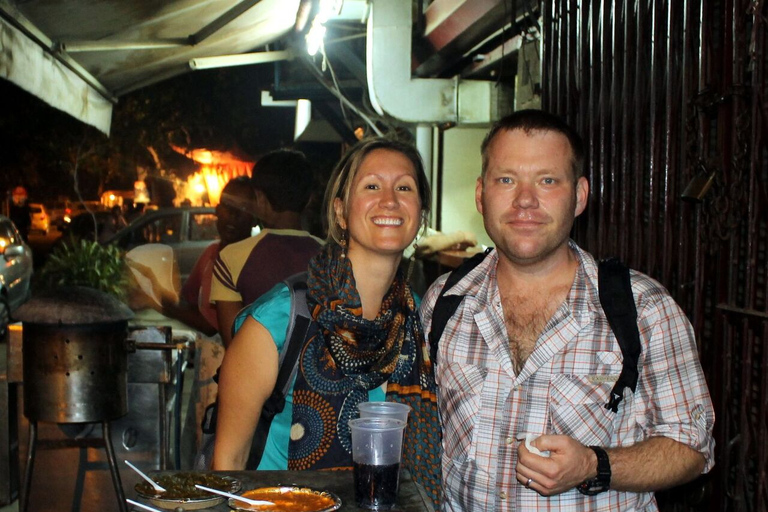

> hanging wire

[
  {"left": 299, "top": 53, "right": 385, "bottom": 136},
  {"left": 520, "top": 0, "right": 541, "bottom": 88},
  {"left": 319, "top": 43, "right": 351, "bottom": 126},
  {"left": 526, "top": 0, "right": 541, "bottom": 33},
  {"left": 496, "top": 0, "right": 508, "bottom": 87}
]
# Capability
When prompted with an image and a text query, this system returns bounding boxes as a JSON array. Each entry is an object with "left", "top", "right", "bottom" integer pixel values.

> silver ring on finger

[{"left": 525, "top": 477, "right": 534, "bottom": 488}]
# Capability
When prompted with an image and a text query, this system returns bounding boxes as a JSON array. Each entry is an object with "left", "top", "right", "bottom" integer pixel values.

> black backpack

[{"left": 427, "top": 250, "right": 641, "bottom": 413}]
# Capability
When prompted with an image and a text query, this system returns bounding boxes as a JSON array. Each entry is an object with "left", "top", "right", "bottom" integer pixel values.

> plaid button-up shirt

[{"left": 420, "top": 242, "right": 715, "bottom": 511}]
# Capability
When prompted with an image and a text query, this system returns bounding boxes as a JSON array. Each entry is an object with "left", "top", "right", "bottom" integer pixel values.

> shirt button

[
  {"left": 499, "top": 491, "right": 508, "bottom": 500},
  {"left": 505, "top": 436, "right": 514, "bottom": 445}
]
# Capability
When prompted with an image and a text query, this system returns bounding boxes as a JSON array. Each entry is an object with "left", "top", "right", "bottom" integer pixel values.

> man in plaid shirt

[{"left": 420, "top": 110, "right": 715, "bottom": 511}]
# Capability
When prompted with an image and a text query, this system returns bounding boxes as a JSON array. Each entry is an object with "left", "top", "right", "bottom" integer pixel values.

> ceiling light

[{"left": 305, "top": 0, "right": 343, "bottom": 55}]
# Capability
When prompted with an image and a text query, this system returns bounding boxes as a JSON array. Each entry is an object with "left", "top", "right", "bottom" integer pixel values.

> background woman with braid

[{"left": 212, "top": 137, "right": 442, "bottom": 509}]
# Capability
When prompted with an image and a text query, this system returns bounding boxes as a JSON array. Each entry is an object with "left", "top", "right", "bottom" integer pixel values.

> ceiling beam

[
  {"left": 414, "top": 0, "right": 511, "bottom": 77},
  {"left": 188, "top": 0, "right": 263, "bottom": 46},
  {"left": 462, "top": 32, "right": 523, "bottom": 77}
]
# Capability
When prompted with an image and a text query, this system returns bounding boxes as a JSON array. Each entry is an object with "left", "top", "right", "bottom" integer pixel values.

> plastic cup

[
  {"left": 357, "top": 402, "right": 412, "bottom": 423},
  {"left": 349, "top": 418, "right": 406, "bottom": 510}
]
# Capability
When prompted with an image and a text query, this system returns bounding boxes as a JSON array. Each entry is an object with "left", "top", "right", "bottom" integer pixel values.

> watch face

[{"left": 578, "top": 479, "right": 609, "bottom": 496}]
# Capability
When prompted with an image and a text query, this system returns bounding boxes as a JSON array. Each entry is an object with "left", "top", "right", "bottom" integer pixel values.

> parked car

[
  {"left": 57, "top": 211, "right": 114, "bottom": 246},
  {"left": 50, "top": 200, "right": 104, "bottom": 230},
  {"left": 43, "top": 201, "right": 104, "bottom": 234},
  {"left": 47, "top": 200, "right": 68, "bottom": 229},
  {"left": 28, "top": 203, "right": 50, "bottom": 234},
  {"left": 103, "top": 207, "right": 218, "bottom": 282},
  {"left": 0, "top": 215, "right": 33, "bottom": 336}
]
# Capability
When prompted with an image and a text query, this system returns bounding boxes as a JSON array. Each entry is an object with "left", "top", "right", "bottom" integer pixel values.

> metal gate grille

[{"left": 542, "top": 0, "right": 767, "bottom": 510}]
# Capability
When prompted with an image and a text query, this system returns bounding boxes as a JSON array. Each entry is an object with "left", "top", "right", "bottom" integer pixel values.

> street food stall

[{"left": 3, "top": 320, "right": 191, "bottom": 512}]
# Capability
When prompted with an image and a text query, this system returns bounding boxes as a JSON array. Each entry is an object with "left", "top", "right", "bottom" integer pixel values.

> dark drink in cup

[
  {"left": 354, "top": 462, "right": 401, "bottom": 509},
  {"left": 349, "top": 418, "right": 406, "bottom": 510}
]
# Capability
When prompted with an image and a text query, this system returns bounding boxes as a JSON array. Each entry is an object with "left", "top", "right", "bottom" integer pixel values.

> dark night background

[{"left": 0, "top": 64, "right": 341, "bottom": 204}]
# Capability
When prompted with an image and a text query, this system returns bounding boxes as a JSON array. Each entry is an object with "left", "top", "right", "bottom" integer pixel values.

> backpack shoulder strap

[
  {"left": 275, "top": 271, "right": 311, "bottom": 392},
  {"left": 598, "top": 258, "right": 642, "bottom": 413},
  {"left": 428, "top": 248, "right": 492, "bottom": 365},
  {"left": 246, "top": 271, "right": 312, "bottom": 468}
]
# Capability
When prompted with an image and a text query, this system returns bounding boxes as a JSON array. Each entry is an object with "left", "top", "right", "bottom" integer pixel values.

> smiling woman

[
  {"left": 212, "top": 137, "right": 442, "bottom": 510},
  {"left": 334, "top": 148, "right": 423, "bottom": 261}
]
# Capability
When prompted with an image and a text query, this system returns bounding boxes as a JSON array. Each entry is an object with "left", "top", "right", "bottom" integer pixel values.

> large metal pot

[{"left": 15, "top": 286, "right": 134, "bottom": 423}]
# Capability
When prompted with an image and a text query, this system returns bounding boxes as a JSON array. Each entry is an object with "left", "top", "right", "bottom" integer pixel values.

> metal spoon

[
  {"left": 126, "top": 498, "right": 164, "bottom": 512},
  {"left": 124, "top": 460, "right": 166, "bottom": 492},
  {"left": 194, "top": 484, "right": 274, "bottom": 506}
]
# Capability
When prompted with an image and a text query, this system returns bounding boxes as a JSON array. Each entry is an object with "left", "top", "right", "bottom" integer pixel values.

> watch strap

[{"left": 577, "top": 446, "right": 611, "bottom": 496}]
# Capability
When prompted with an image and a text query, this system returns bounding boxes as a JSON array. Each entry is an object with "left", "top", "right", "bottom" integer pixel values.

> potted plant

[{"left": 35, "top": 238, "right": 128, "bottom": 300}]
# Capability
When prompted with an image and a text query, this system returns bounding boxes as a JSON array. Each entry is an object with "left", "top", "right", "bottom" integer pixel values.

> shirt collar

[
  {"left": 443, "top": 241, "right": 602, "bottom": 329},
  {"left": 442, "top": 248, "right": 499, "bottom": 300},
  {"left": 565, "top": 241, "right": 602, "bottom": 329}
]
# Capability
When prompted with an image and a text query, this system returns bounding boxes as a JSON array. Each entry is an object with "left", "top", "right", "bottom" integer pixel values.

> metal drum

[{"left": 15, "top": 286, "right": 134, "bottom": 423}]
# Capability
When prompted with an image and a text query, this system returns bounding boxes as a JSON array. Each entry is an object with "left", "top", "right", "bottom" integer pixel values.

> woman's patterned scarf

[{"left": 287, "top": 244, "right": 442, "bottom": 509}]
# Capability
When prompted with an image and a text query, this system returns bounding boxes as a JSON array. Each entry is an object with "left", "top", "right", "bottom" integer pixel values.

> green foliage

[{"left": 36, "top": 239, "right": 128, "bottom": 300}]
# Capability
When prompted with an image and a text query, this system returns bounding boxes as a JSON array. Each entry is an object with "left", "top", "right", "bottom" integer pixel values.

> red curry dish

[{"left": 230, "top": 487, "right": 341, "bottom": 512}]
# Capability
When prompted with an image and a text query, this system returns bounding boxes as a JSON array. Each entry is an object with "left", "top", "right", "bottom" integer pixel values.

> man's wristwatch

[{"left": 577, "top": 446, "right": 611, "bottom": 495}]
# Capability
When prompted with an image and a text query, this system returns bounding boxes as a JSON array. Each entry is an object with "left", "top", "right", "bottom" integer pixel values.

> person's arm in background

[
  {"left": 160, "top": 298, "right": 217, "bottom": 336},
  {"left": 210, "top": 244, "right": 247, "bottom": 348},
  {"left": 127, "top": 249, "right": 218, "bottom": 336},
  {"left": 169, "top": 243, "right": 218, "bottom": 336},
  {"left": 215, "top": 300, "right": 244, "bottom": 348}
]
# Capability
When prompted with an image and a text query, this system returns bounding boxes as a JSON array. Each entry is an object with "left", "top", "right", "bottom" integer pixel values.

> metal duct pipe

[{"left": 366, "top": 0, "right": 505, "bottom": 124}]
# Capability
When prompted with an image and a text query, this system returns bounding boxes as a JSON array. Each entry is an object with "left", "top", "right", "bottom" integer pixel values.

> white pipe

[
  {"left": 415, "top": 124, "right": 433, "bottom": 188},
  {"left": 61, "top": 40, "right": 186, "bottom": 52},
  {"left": 189, "top": 49, "right": 294, "bottom": 70}
]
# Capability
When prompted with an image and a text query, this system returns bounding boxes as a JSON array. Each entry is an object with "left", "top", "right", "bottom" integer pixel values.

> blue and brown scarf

[{"left": 287, "top": 244, "right": 442, "bottom": 509}]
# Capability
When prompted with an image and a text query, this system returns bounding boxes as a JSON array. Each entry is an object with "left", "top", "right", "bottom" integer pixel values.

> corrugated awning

[
  {"left": 0, "top": 0, "right": 302, "bottom": 135},
  {"left": 0, "top": 16, "right": 113, "bottom": 134}
]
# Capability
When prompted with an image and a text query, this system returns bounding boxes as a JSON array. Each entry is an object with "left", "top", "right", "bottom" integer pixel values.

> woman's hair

[{"left": 323, "top": 136, "right": 431, "bottom": 246}]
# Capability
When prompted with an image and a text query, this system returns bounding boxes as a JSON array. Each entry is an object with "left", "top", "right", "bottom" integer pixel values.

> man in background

[
  {"left": 8, "top": 186, "right": 31, "bottom": 242},
  {"left": 211, "top": 149, "right": 323, "bottom": 347}
]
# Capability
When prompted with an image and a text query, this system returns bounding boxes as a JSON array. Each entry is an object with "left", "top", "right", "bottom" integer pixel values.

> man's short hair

[
  {"left": 250, "top": 149, "right": 313, "bottom": 212},
  {"left": 480, "top": 109, "right": 585, "bottom": 180}
]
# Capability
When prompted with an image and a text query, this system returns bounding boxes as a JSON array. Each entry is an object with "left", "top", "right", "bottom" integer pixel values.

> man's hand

[
  {"left": 516, "top": 435, "right": 707, "bottom": 496},
  {"left": 516, "top": 435, "right": 596, "bottom": 496}
]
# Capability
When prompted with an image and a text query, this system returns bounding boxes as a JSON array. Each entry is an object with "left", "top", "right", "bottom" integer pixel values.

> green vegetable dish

[{"left": 135, "top": 472, "right": 240, "bottom": 500}]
